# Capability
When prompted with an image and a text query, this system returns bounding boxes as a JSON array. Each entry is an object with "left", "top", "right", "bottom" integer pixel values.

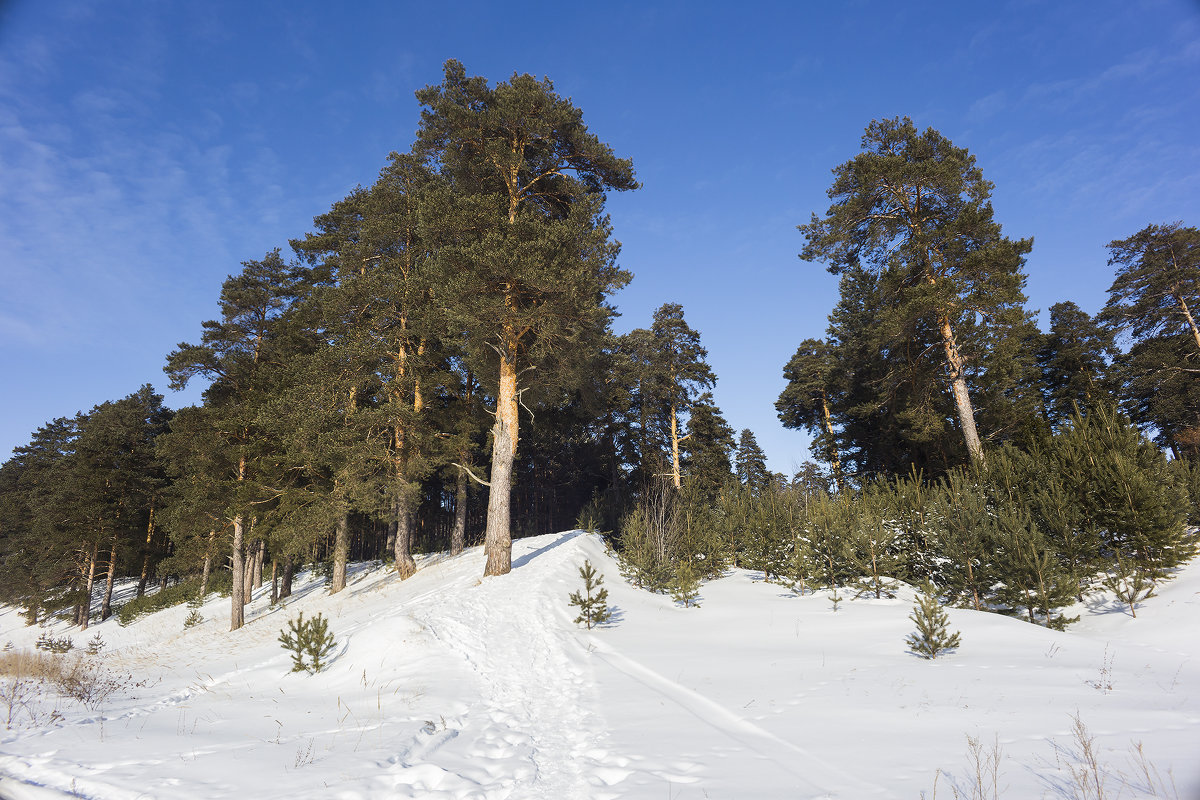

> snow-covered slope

[{"left": 1, "top": 531, "right": 1198, "bottom": 799}]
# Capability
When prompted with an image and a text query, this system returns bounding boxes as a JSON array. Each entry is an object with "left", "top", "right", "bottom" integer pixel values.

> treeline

[
  {"left": 1, "top": 83, "right": 1197, "bottom": 635},
  {"left": 0, "top": 62, "right": 754, "bottom": 632},
  {"left": 619, "top": 405, "right": 1197, "bottom": 627},
  {"left": 617, "top": 118, "right": 1199, "bottom": 626}
]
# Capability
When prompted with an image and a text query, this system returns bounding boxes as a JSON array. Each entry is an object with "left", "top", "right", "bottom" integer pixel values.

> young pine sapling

[
  {"left": 569, "top": 560, "right": 613, "bottom": 630},
  {"left": 906, "top": 580, "right": 962, "bottom": 659},
  {"left": 279, "top": 611, "right": 337, "bottom": 673}
]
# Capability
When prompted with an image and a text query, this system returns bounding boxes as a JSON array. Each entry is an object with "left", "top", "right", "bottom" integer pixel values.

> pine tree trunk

[
  {"left": 253, "top": 539, "right": 265, "bottom": 589},
  {"left": 451, "top": 464, "right": 468, "bottom": 556},
  {"left": 393, "top": 497, "right": 417, "bottom": 579},
  {"left": 937, "top": 315, "right": 987, "bottom": 469},
  {"left": 230, "top": 516, "right": 245, "bottom": 631},
  {"left": 270, "top": 559, "right": 279, "bottom": 604},
  {"left": 136, "top": 555, "right": 150, "bottom": 599},
  {"left": 79, "top": 540, "right": 99, "bottom": 630},
  {"left": 1176, "top": 292, "right": 1200, "bottom": 355},
  {"left": 136, "top": 503, "right": 156, "bottom": 599},
  {"left": 281, "top": 555, "right": 294, "bottom": 600},
  {"left": 230, "top": 453, "right": 247, "bottom": 630},
  {"left": 819, "top": 393, "right": 846, "bottom": 491},
  {"left": 331, "top": 514, "right": 349, "bottom": 593},
  {"left": 242, "top": 540, "right": 255, "bottom": 605},
  {"left": 100, "top": 538, "right": 118, "bottom": 621},
  {"left": 483, "top": 348, "right": 518, "bottom": 576},
  {"left": 669, "top": 403, "right": 683, "bottom": 490},
  {"left": 199, "top": 530, "right": 215, "bottom": 599}
]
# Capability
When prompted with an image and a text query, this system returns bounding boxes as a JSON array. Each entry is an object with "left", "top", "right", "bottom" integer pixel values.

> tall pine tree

[
  {"left": 415, "top": 60, "right": 637, "bottom": 576},
  {"left": 799, "top": 117, "right": 1034, "bottom": 470}
]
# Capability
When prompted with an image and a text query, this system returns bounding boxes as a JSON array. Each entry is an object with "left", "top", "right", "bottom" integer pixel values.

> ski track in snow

[{"left": 589, "top": 640, "right": 889, "bottom": 798}]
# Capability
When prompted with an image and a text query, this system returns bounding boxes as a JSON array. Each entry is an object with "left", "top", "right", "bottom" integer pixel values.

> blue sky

[{"left": 1, "top": 1, "right": 1198, "bottom": 473}]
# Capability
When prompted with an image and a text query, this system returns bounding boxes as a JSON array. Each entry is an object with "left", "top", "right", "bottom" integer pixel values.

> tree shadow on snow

[
  {"left": 595, "top": 605, "right": 625, "bottom": 628},
  {"left": 512, "top": 530, "right": 585, "bottom": 570}
]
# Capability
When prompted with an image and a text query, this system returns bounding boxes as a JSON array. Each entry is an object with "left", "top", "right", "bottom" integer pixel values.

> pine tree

[
  {"left": 679, "top": 393, "right": 736, "bottom": 500},
  {"left": 278, "top": 611, "right": 337, "bottom": 673},
  {"left": 649, "top": 304, "right": 717, "bottom": 490},
  {"left": 670, "top": 557, "right": 701, "bottom": 608},
  {"left": 620, "top": 305, "right": 717, "bottom": 490},
  {"left": 1101, "top": 223, "right": 1200, "bottom": 457},
  {"left": 0, "top": 418, "right": 80, "bottom": 623},
  {"left": 416, "top": 60, "right": 637, "bottom": 577},
  {"left": 845, "top": 483, "right": 906, "bottom": 599},
  {"left": 1102, "top": 222, "right": 1200, "bottom": 354},
  {"left": 799, "top": 117, "right": 1034, "bottom": 470},
  {"left": 906, "top": 580, "right": 962, "bottom": 659},
  {"left": 568, "top": 560, "right": 612, "bottom": 629},
  {"left": 1065, "top": 404, "right": 1193, "bottom": 578},
  {"left": 1036, "top": 301, "right": 1116, "bottom": 428},
  {"left": 776, "top": 338, "right": 846, "bottom": 488},
  {"left": 930, "top": 470, "right": 996, "bottom": 611},
  {"left": 735, "top": 429, "right": 770, "bottom": 496},
  {"left": 1111, "top": 331, "right": 1200, "bottom": 458},
  {"left": 290, "top": 155, "right": 445, "bottom": 583},
  {"left": 163, "top": 250, "right": 310, "bottom": 631}
]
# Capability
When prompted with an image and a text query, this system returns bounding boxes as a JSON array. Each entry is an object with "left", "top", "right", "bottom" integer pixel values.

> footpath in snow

[{"left": 1, "top": 530, "right": 1198, "bottom": 799}]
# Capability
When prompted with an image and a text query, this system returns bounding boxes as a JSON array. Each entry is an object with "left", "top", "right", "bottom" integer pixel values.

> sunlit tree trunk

[
  {"left": 483, "top": 342, "right": 518, "bottom": 576},
  {"left": 100, "top": 537, "right": 118, "bottom": 621},
  {"left": 79, "top": 540, "right": 99, "bottom": 630}
]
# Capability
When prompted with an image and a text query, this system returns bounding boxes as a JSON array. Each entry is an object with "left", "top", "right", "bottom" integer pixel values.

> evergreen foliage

[
  {"left": 1102, "top": 223, "right": 1200, "bottom": 456},
  {"left": 795, "top": 118, "right": 1037, "bottom": 475},
  {"left": 776, "top": 338, "right": 845, "bottom": 488},
  {"left": 906, "top": 580, "right": 961, "bottom": 659},
  {"left": 1102, "top": 554, "right": 1157, "bottom": 618},
  {"left": 1036, "top": 301, "right": 1116, "bottom": 428},
  {"left": 670, "top": 558, "right": 701, "bottom": 608},
  {"left": 679, "top": 393, "right": 736, "bottom": 500},
  {"left": 734, "top": 429, "right": 770, "bottom": 495},
  {"left": 618, "top": 305, "right": 718, "bottom": 491},
  {"left": 4, "top": 68, "right": 1199, "bottom": 647},
  {"left": 279, "top": 612, "right": 337, "bottom": 674},
  {"left": 568, "top": 560, "right": 612, "bottom": 629},
  {"left": 415, "top": 59, "right": 636, "bottom": 577}
]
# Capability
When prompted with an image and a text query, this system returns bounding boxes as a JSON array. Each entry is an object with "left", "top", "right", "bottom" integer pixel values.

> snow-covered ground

[{"left": 1, "top": 531, "right": 1197, "bottom": 799}]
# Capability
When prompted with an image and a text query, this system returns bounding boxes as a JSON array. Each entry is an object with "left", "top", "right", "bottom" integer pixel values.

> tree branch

[{"left": 452, "top": 462, "right": 491, "bottom": 488}]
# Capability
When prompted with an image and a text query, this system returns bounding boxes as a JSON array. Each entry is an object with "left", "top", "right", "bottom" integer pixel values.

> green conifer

[
  {"left": 279, "top": 611, "right": 337, "bottom": 673},
  {"left": 670, "top": 558, "right": 701, "bottom": 608},
  {"left": 906, "top": 580, "right": 962, "bottom": 659},
  {"left": 569, "top": 560, "right": 612, "bottom": 629}
]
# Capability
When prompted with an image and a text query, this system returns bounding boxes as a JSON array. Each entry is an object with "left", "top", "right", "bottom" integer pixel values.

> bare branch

[
  {"left": 452, "top": 462, "right": 491, "bottom": 488},
  {"left": 517, "top": 387, "right": 535, "bottom": 423}
]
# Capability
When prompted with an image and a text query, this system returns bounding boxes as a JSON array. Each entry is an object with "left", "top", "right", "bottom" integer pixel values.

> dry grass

[
  {"left": 0, "top": 648, "right": 136, "bottom": 729},
  {"left": 924, "top": 716, "right": 1181, "bottom": 799}
]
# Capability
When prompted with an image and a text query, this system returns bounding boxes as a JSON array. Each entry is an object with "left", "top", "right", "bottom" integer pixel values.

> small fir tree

[
  {"left": 569, "top": 560, "right": 612, "bottom": 630},
  {"left": 279, "top": 611, "right": 337, "bottom": 673},
  {"left": 906, "top": 581, "right": 962, "bottom": 659},
  {"left": 1102, "top": 554, "right": 1156, "bottom": 618},
  {"left": 670, "top": 558, "right": 702, "bottom": 608}
]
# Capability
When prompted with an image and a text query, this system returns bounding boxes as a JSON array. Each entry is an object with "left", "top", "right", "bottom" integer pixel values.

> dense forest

[{"left": 2, "top": 63, "right": 1197, "bottom": 633}]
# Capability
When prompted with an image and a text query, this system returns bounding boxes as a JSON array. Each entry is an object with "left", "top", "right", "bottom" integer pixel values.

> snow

[{"left": 1, "top": 530, "right": 1198, "bottom": 799}]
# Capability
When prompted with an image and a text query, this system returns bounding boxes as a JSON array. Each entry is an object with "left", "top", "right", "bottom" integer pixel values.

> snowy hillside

[{"left": 1, "top": 531, "right": 1198, "bottom": 799}]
